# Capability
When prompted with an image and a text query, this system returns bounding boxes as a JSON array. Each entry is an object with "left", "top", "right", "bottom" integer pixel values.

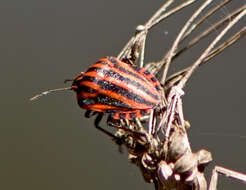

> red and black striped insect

[{"left": 31, "top": 56, "right": 161, "bottom": 132}]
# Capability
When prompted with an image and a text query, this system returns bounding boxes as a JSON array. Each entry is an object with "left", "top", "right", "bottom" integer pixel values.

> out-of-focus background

[{"left": 1, "top": 1, "right": 246, "bottom": 190}]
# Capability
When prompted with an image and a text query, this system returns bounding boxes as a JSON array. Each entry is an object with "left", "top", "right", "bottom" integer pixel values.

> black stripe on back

[
  {"left": 106, "top": 57, "right": 148, "bottom": 82},
  {"left": 108, "top": 57, "right": 162, "bottom": 92},
  {"left": 85, "top": 66, "right": 159, "bottom": 100},
  {"left": 78, "top": 94, "right": 132, "bottom": 110},
  {"left": 76, "top": 85, "right": 97, "bottom": 93},
  {"left": 81, "top": 76, "right": 157, "bottom": 107}
]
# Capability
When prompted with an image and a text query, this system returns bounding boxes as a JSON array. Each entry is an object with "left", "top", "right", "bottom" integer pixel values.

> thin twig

[
  {"left": 181, "top": 0, "right": 232, "bottom": 42},
  {"left": 145, "top": 0, "right": 174, "bottom": 29},
  {"left": 161, "top": 0, "right": 214, "bottom": 84},
  {"left": 144, "top": 4, "right": 246, "bottom": 75},
  {"left": 203, "top": 26, "right": 246, "bottom": 63},
  {"left": 209, "top": 166, "right": 246, "bottom": 190},
  {"left": 164, "top": 26, "right": 246, "bottom": 87},
  {"left": 117, "top": 1, "right": 198, "bottom": 62},
  {"left": 178, "top": 7, "right": 246, "bottom": 88},
  {"left": 117, "top": 0, "right": 175, "bottom": 60},
  {"left": 175, "top": 4, "right": 246, "bottom": 61},
  {"left": 147, "top": 0, "right": 197, "bottom": 30}
]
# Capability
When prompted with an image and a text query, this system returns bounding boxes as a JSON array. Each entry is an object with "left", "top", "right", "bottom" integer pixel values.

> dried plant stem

[
  {"left": 165, "top": 26, "right": 246, "bottom": 88},
  {"left": 209, "top": 166, "right": 246, "bottom": 190},
  {"left": 161, "top": 0, "right": 214, "bottom": 84},
  {"left": 117, "top": 1, "right": 198, "bottom": 61},
  {"left": 178, "top": 7, "right": 246, "bottom": 88},
  {"left": 138, "top": 0, "right": 196, "bottom": 68},
  {"left": 147, "top": 0, "right": 197, "bottom": 30},
  {"left": 175, "top": 4, "right": 246, "bottom": 61},
  {"left": 145, "top": 4, "right": 246, "bottom": 75},
  {"left": 203, "top": 26, "right": 246, "bottom": 63},
  {"left": 181, "top": 0, "right": 232, "bottom": 42},
  {"left": 144, "top": 0, "right": 174, "bottom": 29},
  {"left": 117, "top": 0, "right": 174, "bottom": 60}
]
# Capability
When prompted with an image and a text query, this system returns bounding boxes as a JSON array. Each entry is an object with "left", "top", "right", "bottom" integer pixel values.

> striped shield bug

[{"left": 30, "top": 56, "right": 162, "bottom": 134}]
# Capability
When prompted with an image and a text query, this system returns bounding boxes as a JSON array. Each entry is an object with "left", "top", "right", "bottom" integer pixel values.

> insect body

[
  {"left": 30, "top": 56, "right": 162, "bottom": 133},
  {"left": 71, "top": 56, "right": 161, "bottom": 121}
]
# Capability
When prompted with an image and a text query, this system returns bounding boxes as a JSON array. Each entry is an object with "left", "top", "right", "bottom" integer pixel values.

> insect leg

[
  {"left": 148, "top": 109, "right": 154, "bottom": 134},
  {"left": 94, "top": 112, "right": 116, "bottom": 139},
  {"left": 94, "top": 113, "right": 124, "bottom": 149},
  {"left": 85, "top": 110, "right": 98, "bottom": 118},
  {"left": 108, "top": 116, "right": 147, "bottom": 139}
]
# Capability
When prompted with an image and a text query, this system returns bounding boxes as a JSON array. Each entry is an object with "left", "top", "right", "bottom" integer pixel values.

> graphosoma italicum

[
  {"left": 71, "top": 56, "right": 161, "bottom": 123},
  {"left": 30, "top": 56, "right": 162, "bottom": 129}
]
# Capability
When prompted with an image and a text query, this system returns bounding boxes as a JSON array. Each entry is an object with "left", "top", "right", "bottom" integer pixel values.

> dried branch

[
  {"left": 144, "top": 4, "right": 246, "bottom": 78},
  {"left": 175, "top": 4, "right": 246, "bottom": 61},
  {"left": 203, "top": 26, "right": 246, "bottom": 63},
  {"left": 117, "top": 0, "right": 198, "bottom": 66},
  {"left": 146, "top": 0, "right": 197, "bottom": 30},
  {"left": 178, "top": 7, "right": 246, "bottom": 88},
  {"left": 209, "top": 166, "right": 246, "bottom": 190},
  {"left": 161, "top": 0, "right": 214, "bottom": 84},
  {"left": 181, "top": 0, "right": 232, "bottom": 42}
]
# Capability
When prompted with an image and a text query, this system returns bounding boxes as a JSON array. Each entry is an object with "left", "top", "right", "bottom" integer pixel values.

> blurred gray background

[{"left": 1, "top": 1, "right": 246, "bottom": 190}]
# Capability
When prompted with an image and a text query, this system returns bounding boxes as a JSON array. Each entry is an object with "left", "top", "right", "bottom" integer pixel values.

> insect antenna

[
  {"left": 30, "top": 87, "right": 72, "bottom": 101},
  {"left": 64, "top": 79, "right": 74, "bottom": 83}
]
